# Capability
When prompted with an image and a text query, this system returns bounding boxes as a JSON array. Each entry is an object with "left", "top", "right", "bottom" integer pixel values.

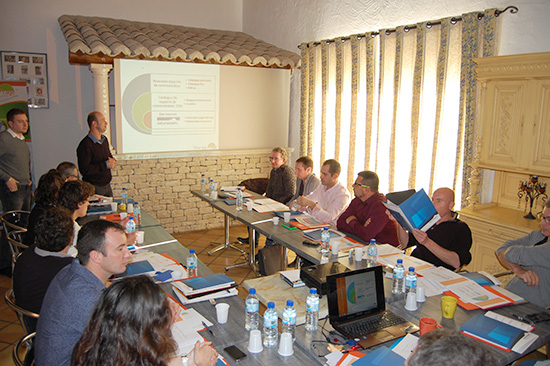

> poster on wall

[
  {"left": 0, "top": 51, "right": 49, "bottom": 109},
  {"left": 0, "top": 81, "right": 31, "bottom": 140}
]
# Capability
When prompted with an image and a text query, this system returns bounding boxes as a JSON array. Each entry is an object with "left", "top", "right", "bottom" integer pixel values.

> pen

[
  {"left": 202, "top": 321, "right": 214, "bottom": 336},
  {"left": 281, "top": 224, "right": 297, "bottom": 230}
]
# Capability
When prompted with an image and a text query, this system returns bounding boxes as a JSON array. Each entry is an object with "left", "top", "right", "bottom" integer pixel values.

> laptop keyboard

[{"left": 340, "top": 312, "right": 406, "bottom": 338}]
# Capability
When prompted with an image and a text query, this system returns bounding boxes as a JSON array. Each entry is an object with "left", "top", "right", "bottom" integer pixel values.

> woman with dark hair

[
  {"left": 71, "top": 276, "right": 218, "bottom": 366},
  {"left": 58, "top": 180, "right": 95, "bottom": 250},
  {"left": 24, "top": 169, "right": 66, "bottom": 245}
]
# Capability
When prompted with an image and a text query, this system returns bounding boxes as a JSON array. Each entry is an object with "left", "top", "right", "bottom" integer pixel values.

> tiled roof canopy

[{"left": 58, "top": 15, "right": 300, "bottom": 69}]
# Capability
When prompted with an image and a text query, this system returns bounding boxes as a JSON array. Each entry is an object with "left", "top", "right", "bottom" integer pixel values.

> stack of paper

[
  {"left": 253, "top": 198, "right": 289, "bottom": 213},
  {"left": 279, "top": 269, "right": 305, "bottom": 288}
]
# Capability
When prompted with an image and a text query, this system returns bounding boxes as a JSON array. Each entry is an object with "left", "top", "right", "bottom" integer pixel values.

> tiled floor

[{"left": 0, "top": 224, "right": 278, "bottom": 365}]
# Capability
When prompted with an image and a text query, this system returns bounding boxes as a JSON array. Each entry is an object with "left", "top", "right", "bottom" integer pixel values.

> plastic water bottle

[
  {"left": 236, "top": 188, "right": 244, "bottom": 211},
  {"left": 392, "top": 259, "right": 405, "bottom": 294},
  {"left": 367, "top": 239, "right": 378, "bottom": 266},
  {"left": 186, "top": 249, "right": 198, "bottom": 278},
  {"left": 125, "top": 216, "right": 136, "bottom": 233},
  {"left": 200, "top": 174, "right": 207, "bottom": 195},
  {"left": 209, "top": 179, "right": 215, "bottom": 196},
  {"left": 245, "top": 288, "right": 260, "bottom": 331},
  {"left": 263, "top": 302, "right": 278, "bottom": 348},
  {"left": 121, "top": 187, "right": 128, "bottom": 205},
  {"left": 305, "top": 288, "right": 319, "bottom": 331},
  {"left": 320, "top": 227, "right": 330, "bottom": 254},
  {"left": 405, "top": 267, "right": 417, "bottom": 295},
  {"left": 133, "top": 202, "right": 141, "bottom": 226},
  {"left": 282, "top": 300, "right": 297, "bottom": 340}
]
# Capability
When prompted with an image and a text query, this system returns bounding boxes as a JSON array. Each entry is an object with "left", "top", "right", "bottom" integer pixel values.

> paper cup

[
  {"left": 215, "top": 303, "right": 230, "bottom": 324},
  {"left": 247, "top": 200, "right": 254, "bottom": 211},
  {"left": 119, "top": 212, "right": 128, "bottom": 219},
  {"left": 354, "top": 247, "right": 363, "bottom": 261},
  {"left": 248, "top": 329, "right": 263, "bottom": 353},
  {"left": 404, "top": 292, "right": 418, "bottom": 311},
  {"left": 110, "top": 202, "right": 118, "bottom": 212},
  {"left": 416, "top": 286, "right": 426, "bottom": 302},
  {"left": 278, "top": 332, "right": 294, "bottom": 356},
  {"left": 331, "top": 241, "right": 340, "bottom": 255},
  {"left": 136, "top": 231, "right": 145, "bottom": 244},
  {"left": 272, "top": 217, "right": 279, "bottom": 225},
  {"left": 283, "top": 211, "right": 291, "bottom": 223}
]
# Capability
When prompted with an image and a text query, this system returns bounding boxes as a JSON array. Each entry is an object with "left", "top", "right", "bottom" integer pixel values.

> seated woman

[
  {"left": 71, "top": 276, "right": 218, "bottom": 366},
  {"left": 58, "top": 180, "right": 95, "bottom": 252},
  {"left": 23, "top": 169, "right": 65, "bottom": 246}
]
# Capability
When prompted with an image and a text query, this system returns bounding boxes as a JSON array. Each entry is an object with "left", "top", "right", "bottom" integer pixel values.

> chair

[
  {"left": 13, "top": 332, "right": 35, "bottom": 366},
  {"left": 4, "top": 289, "right": 39, "bottom": 335},
  {"left": 7, "top": 230, "right": 28, "bottom": 270},
  {"left": 239, "top": 178, "right": 269, "bottom": 195},
  {"left": 1, "top": 210, "right": 31, "bottom": 233}
]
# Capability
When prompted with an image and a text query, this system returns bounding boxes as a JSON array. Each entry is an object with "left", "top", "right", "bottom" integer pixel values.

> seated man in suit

[
  {"left": 35, "top": 220, "right": 132, "bottom": 366},
  {"left": 287, "top": 156, "right": 321, "bottom": 205},
  {"left": 391, "top": 187, "right": 472, "bottom": 270},
  {"left": 496, "top": 200, "right": 550, "bottom": 308},
  {"left": 337, "top": 170, "right": 399, "bottom": 246},
  {"left": 294, "top": 159, "right": 350, "bottom": 225},
  {"left": 13, "top": 207, "right": 74, "bottom": 333}
]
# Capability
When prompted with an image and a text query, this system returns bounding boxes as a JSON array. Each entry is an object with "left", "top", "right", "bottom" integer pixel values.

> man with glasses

[
  {"left": 496, "top": 200, "right": 550, "bottom": 308},
  {"left": 57, "top": 161, "right": 79, "bottom": 181},
  {"left": 265, "top": 146, "right": 296, "bottom": 204},
  {"left": 337, "top": 170, "right": 399, "bottom": 246}
]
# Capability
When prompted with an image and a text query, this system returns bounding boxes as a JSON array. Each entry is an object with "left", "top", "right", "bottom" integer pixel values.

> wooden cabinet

[
  {"left": 462, "top": 53, "right": 550, "bottom": 275},
  {"left": 475, "top": 54, "right": 550, "bottom": 176},
  {"left": 459, "top": 206, "right": 540, "bottom": 276}
]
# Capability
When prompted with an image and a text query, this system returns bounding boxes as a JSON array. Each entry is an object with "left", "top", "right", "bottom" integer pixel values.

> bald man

[
  {"left": 76, "top": 112, "right": 117, "bottom": 196},
  {"left": 393, "top": 188, "right": 472, "bottom": 270}
]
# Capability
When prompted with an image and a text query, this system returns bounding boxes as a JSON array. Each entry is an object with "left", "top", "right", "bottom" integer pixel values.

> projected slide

[{"left": 115, "top": 59, "right": 220, "bottom": 153}]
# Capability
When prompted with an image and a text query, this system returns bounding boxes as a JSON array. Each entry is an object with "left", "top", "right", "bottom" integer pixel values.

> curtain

[{"left": 299, "top": 10, "right": 499, "bottom": 207}]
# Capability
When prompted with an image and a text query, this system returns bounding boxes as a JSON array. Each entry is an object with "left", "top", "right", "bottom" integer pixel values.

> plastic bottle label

[
  {"left": 246, "top": 301, "right": 259, "bottom": 312},
  {"left": 307, "top": 300, "right": 319, "bottom": 312}
]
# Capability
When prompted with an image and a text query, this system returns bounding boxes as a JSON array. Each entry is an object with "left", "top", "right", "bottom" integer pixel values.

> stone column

[{"left": 89, "top": 63, "right": 113, "bottom": 146}]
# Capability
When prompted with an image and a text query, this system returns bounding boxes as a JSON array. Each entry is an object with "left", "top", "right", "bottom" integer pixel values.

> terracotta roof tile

[{"left": 58, "top": 15, "right": 300, "bottom": 68}]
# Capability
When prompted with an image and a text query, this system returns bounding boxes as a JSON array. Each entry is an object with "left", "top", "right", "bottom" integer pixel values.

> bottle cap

[
  {"left": 323, "top": 227, "right": 328, "bottom": 231},
  {"left": 286, "top": 300, "right": 294, "bottom": 306},
  {"left": 268, "top": 302, "right": 275, "bottom": 308},
  {"left": 409, "top": 267, "right": 415, "bottom": 272},
  {"left": 397, "top": 259, "right": 403, "bottom": 264},
  {"left": 122, "top": 188, "right": 126, "bottom": 190},
  {"left": 310, "top": 288, "right": 317, "bottom": 294},
  {"left": 134, "top": 202, "right": 138, "bottom": 205},
  {"left": 190, "top": 249, "right": 195, "bottom": 254},
  {"left": 370, "top": 239, "right": 376, "bottom": 244},
  {"left": 249, "top": 288, "right": 256, "bottom": 295}
]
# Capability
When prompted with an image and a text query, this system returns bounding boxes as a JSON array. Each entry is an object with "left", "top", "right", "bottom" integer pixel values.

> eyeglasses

[
  {"left": 269, "top": 157, "right": 282, "bottom": 161},
  {"left": 353, "top": 182, "right": 370, "bottom": 188},
  {"left": 542, "top": 216, "right": 550, "bottom": 224}
]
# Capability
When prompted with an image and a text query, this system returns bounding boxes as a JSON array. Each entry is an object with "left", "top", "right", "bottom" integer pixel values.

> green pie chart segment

[{"left": 132, "top": 93, "right": 152, "bottom": 133}]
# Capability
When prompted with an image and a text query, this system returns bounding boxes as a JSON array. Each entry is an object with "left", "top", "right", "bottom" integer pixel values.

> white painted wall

[
  {"left": 242, "top": 0, "right": 550, "bottom": 162},
  {"left": 0, "top": 0, "right": 243, "bottom": 178}
]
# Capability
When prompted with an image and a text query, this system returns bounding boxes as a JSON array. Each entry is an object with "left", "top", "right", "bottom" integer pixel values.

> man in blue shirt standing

[
  {"left": 35, "top": 220, "right": 132, "bottom": 366},
  {"left": 76, "top": 111, "right": 117, "bottom": 196}
]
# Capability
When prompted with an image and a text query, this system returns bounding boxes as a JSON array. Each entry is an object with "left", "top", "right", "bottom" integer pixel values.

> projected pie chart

[{"left": 122, "top": 74, "right": 152, "bottom": 134}]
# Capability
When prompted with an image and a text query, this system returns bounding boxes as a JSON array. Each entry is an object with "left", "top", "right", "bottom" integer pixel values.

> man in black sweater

[{"left": 76, "top": 112, "right": 117, "bottom": 196}]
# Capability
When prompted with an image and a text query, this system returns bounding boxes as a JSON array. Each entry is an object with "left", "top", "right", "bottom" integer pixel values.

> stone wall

[{"left": 111, "top": 151, "right": 273, "bottom": 233}]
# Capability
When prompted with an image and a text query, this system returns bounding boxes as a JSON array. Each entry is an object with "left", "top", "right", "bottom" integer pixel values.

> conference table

[
  {"left": 106, "top": 206, "right": 322, "bottom": 365},
  {"left": 191, "top": 189, "right": 550, "bottom": 365}
]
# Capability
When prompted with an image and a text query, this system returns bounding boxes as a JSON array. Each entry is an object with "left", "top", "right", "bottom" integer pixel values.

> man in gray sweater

[
  {"left": 0, "top": 108, "right": 32, "bottom": 274},
  {"left": 496, "top": 200, "right": 550, "bottom": 308}
]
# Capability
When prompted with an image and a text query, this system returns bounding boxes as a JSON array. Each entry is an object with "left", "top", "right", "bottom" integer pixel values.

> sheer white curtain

[{"left": 299, "top": 10, "right": 500, "bottom": 206}]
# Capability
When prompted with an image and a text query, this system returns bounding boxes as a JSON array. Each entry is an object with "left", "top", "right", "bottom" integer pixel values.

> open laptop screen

[{"left": 327, "top": 266, "right": 386, "bottom": 323}]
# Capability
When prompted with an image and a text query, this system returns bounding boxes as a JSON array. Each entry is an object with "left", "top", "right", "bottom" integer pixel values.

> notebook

[{"left": 326, "top": 266, "right": 418, "bottom": 349}]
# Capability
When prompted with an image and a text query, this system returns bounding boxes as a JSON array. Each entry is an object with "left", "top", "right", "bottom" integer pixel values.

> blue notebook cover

[
  {"left": 181, "top": 273, "right": 235, "bottom": 290},
  {"left": 460, "top": 313, "right": 524, "bottom": 351},
  {"left": 352, "top": 346, "right": 405, "bottom": 366},
  {"left": 118, "top": 260, "right": 155, "bottom": 277}
]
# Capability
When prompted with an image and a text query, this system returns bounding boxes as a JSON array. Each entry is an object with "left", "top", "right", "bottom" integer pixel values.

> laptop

[{"left": 326, "top": 266, "right": 418, "bottom": 349}]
